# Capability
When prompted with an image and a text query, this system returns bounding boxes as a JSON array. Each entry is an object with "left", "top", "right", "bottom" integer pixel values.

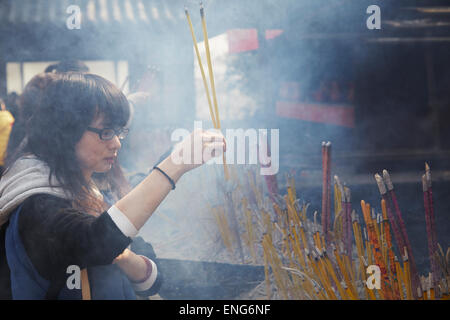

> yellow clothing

[{"left": 0, "top": 110, "right": 14, "bottom": 166}]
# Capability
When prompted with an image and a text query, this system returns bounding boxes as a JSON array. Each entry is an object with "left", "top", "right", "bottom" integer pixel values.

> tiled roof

[{"left": 0, "top": 0, "right": 185, "bottom": 26}]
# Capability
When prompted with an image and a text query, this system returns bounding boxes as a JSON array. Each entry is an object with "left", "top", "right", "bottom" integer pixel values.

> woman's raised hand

[{"left": 170, "top": 129, "right": 226, "bottom": 174}]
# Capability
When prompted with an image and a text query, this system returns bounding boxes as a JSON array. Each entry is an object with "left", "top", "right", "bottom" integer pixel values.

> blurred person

[
  {"left": 5, "top": 61, "right": 90, "bottom": 165},
  {"left": 44, "top": 60, "right": 89, "bottom": 73},
  {"left": 4, "top": 92, "right": 19, "bottom": 119},
  {"left": 0, "top": 98, "right": 15, "bottom": 175},
  {"left": 0, "top": 73, "right": 225, "bottom": 299},
  {"left": 5, "top": 73, "right": 59, "bottom": 167}
]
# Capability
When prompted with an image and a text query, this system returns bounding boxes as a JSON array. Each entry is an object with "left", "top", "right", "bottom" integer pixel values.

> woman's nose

[{"left": 108, "top": 135, "right": 122, "bottom": 150}]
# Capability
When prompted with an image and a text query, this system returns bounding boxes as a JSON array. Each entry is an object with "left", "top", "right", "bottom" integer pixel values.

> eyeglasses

[{"left": 87, "top": 127, "right": 129, "bottom": 140}]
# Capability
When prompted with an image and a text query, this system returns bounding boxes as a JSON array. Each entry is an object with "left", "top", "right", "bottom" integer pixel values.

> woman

[{"left": 0, "top": 72, "right": 225, "bottom": 299}]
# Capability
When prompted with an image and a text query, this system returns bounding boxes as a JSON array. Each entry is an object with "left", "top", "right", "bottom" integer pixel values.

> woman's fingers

[
  {"left": 203, "top": 141, "right": 226, "bottom": 160},
  {"left": 202, "top": 131, "right": 226, "bottom": 156},
  {"left": 171, "top": 129, "right": 226, "bottom": 172}
]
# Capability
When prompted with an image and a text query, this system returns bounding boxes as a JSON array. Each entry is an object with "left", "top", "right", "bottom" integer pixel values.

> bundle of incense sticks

[
  {"left": 205, "top": 147, "right": 448, "bottom": 300},
  {"left": 185, "top": 3, "right": 229, "bottom": 180},
  {"left": 374, "top": 172, "right": 418, "bottom": 297},
  {"left": 334, "top": 176, "right": 353, "bottom": 259}
]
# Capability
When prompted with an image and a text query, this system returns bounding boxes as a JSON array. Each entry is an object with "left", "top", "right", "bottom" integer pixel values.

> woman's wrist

[
  {"left": 157, "top": 155, "right": 185, "bottom": 184},
  {"left": 131, "top": 256, "right": 158, "bottom": 293},
  {"left": 114, "top": 249, "right": 149, "bottom": 283},
  {"left": 131, "top": 255, "right": 153, "bottom": 284}
]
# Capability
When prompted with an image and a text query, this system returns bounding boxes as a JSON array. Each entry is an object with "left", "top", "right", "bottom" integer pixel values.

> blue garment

[{"left": 5, "top": 205, "right": 137, "bottom": 300}]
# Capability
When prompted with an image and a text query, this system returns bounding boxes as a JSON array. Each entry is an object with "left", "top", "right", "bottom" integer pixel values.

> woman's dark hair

[{"left": 16, "top": 73, "right": 130, "bottom": 212}]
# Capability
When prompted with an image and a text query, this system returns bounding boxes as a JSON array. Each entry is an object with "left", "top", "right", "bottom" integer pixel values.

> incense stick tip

[
  {"left": 351, "top": 210, "right": 356, "bottom": 222},
  {"left": 377, "top": 213, "right": 382, "bottom": 224},
  {"left": 382, "top": 169, "right": 394, "bottom": 191},
  {"left": 338, "top": 241, "right": 344, "bottom": 253},
  {"left": 417, "top": 287, "right": 423, "bottom": 298},
  {"left": 425, "top": 163, "right": 432, "bottom": 187},
  {"left": 374, "top": 173, "right": 387, "bottom": 195},
  {"left": 344, "top": 187, "right": 351, "bottom": 201},
  {"left": 403, "top": 247, "right": 409, "bottom": 260},
  {"left": 422, "top": 174, "right": 428, "bottom": 192}
]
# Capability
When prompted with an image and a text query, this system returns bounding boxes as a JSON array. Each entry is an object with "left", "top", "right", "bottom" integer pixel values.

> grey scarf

[{"left": 0, "top": 155, "right": 68, "bottom": 226}]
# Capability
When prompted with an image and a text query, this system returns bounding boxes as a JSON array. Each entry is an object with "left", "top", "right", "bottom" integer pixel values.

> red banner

[
  {"left": 276, "top": 101, "right": 355, "bottom": 128},
  {"left": 227, "top": 29, "right": 259, "bottom": 53}
]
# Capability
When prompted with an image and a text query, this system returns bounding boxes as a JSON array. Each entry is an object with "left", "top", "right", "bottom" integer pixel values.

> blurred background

[{"left": 0, "top": 0, "right": 449, "bottom": 298}]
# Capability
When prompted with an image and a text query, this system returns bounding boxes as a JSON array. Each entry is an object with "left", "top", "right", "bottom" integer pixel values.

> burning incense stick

[
  {"left": 200, "top": 3, "right": 220, "bottom": 129},
  {"left": 352, "top": 211, "right": 365, "bottom": 283},
  {"left": 425, "top": 163, "right": 440, "bottom": 293},
  {"left": 425, "top": 163, "right": 438, "bottom": 253},
  {"left": 421, "top": 275, "right": 428, "bottom": 300},
  {"left": 428, "top": 272, "right": 435, "bottom": 300},
  {"left": 321, "top": 142, "right": 328, "bottom": 243},
  {"left": 326, "top": 142, "right": 332, "bottom": 244},
  {"left": 375, "top": 174, "right": 405, "bottom": 256},
  {"left": 185, "top": 4, "right": 229, "bottom": 179},
  {"left": 344, "top": 186, "right": 353, "bottom": 261},
  {"left": 334, "top": 176, "right": 348, "bottom": 255},
  {"left": 199, "top": 2, "right": 229, "bottom": 182},
  {"left": 185, "top": 7, "right": 217, "bottom": 128},
  {"left": 383, "top": 170, "right": 420, "bottom": 298},
  {"left": 381, "top": 199, "right": 401, "bottom": 299},
  {"left": 403, "top": 248, "right": 413, "bottom": 300},
  {"left": 422, "top": 174, "right": 438, "bottom": 293},
  {"left": 321, "top": 142, "right": 332, "bottom": 246}
]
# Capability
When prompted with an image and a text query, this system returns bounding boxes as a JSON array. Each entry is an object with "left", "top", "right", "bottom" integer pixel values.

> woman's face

[{"left": 75, "top": 115, "right": 122, "bottom": 179}]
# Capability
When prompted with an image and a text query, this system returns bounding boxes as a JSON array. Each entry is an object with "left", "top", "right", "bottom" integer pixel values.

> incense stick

[
  {"left": 185, "top": 4, "right": 229, "bottom": 179},
  {"left": 383, "top": 170, "right": 420, "bottom": 298},
  {"left": 185, "top": 7, "right": 217, "bottom": 128},
  {"left": 425, "top": 163, "right": 440, "bottom": 294},
  {"left": 321, "top": 142, "right": 332, "bottom": 246}
]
